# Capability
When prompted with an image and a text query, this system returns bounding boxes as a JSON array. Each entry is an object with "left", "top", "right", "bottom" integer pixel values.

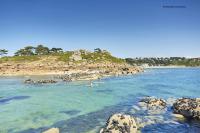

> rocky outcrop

[
  {"left": 57, "top": 73, "right": 101, "bottom": 81},
  {"left": 99, "top": 97, "right": 200, "bottom": 133},
  {"left": 69, "top": 50, "right": 82, "bottom": 61},
  {"left": 42, "top": 128, "right": 59, "bottom": 133},
  {"left": 24, "top": 79, "right": 34, "bottom": 84},
  {"left": 100, "top": 113, "right": 137, "bottom": 133},
  {"left": 173, "top": 98, "right": 200, "bottom": 119},
  {"left": 57, "top": 75, "right": 73, "bottom": 82},
  {"left": 139, "top": 97, "right": 166, "bottom": 110},
  {"left": 24, "top": 79, "right": 57, "bottom": 84},
  {"left": 0, "top": 50, "right": 144, "bottom": 78}
]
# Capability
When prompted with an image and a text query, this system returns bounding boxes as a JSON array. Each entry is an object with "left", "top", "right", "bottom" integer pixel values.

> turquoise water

[{"left": 0, "top": 68, "right": 200, "bottom": 133}]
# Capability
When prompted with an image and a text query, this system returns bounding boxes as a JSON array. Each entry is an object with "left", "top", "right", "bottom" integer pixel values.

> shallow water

[{"left": 0, "top": 68, "right": 200, "bottom": 133}]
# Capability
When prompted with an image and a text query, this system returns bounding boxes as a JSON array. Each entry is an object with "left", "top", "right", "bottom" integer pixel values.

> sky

[{"left": 0, "top": 0, "right": 200, "bottom": 58}]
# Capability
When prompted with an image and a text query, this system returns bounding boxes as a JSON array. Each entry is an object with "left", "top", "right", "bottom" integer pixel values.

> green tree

[
  {"left": 94, "top": 48, "right": 102, "bottom": 53},
  {"left": 14, "top": 49, "right": 26, "bottom": 56},
  {"left": 0, "top": 49, "right": 8, "bottom": 57},
  {"left": 50, "top": 47, "right": 63, "bottom": 54},
  {"left": 35, "top": 45, "right": 49, "bottom": 55},
  {"left": 24, "top": 46, "right": 35, "bottom": 56},
  {"left": 14, "top": 46, "right": 35, "bottom": 56}
]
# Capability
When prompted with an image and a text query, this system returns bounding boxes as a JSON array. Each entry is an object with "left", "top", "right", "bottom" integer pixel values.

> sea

[{"left": 0, "top": 68, "right": 200, "bottom": 133}]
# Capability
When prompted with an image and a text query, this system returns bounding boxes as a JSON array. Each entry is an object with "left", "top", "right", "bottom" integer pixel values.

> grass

[
  {"left": 81, "top": 52, "right": 125, "bottom": 63},
  {"left": 0, "top": 55, "right": 40, "bottom": 62},
  {"left": 0, "top": 51, "right": 125, "bottom": 64},
  {"left": 57, "top": 51, "right": 73, "bottom": 62}
]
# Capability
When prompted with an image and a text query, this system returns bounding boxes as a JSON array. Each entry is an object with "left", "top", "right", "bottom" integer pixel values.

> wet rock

[
  {"left": 173, "top": 98, "right": 200, "bottom": 119},
  {"left": 138, "top": 97, "right": 166, "bottom": 113},
  {"left": 24, "top": 79, "right": 57, "bottom": 84},
  {"left": 42, "top": 128, "right": 59, "bottom": 133},
  {"left": 24, "top": 79, "right": 34, "bottom": 84},
  {"left": 37, "top": 79, "right": 57, "bottom": 84},
  {"left": 171, "top": 113, "right": 185, "bottom": 121},
  {"left": 100, "top": 113, "right": 137, "bottom": 133},
  {"left": 58, "top": 75, "right": 72, "bottom": 82}
]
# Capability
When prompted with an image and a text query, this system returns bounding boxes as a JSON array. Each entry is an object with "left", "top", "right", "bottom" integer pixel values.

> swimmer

[{"left": 89, "top": 80, "right": 93, "bottom": 87}]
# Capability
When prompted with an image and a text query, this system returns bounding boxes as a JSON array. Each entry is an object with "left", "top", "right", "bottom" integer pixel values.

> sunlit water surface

[{"left": 0, "top": 68, "right": 200, "bottom": 133}]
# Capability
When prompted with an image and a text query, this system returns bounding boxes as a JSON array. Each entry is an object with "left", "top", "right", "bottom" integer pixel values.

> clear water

[{"left": 0, "top": 68, "right": 200, "bottom": 133}]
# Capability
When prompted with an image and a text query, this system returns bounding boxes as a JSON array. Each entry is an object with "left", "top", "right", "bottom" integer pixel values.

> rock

[
  {"left": 139, "top": 97, "right": 166, "bottom": 110},
  {"left": 37, "top": 79, "right": 57, "bottom": 84},
  {"left": 58, "top": 75, "right": 72, "bottom": 82},
  {"left": 100, "top": 113, "right": 137, "bottom": 133},
  {"left": 138, "top": 97, "right": 166, "bottom": 114},
  {"left": 42, "top": 128, "right": 59, "bottom": 133},
  {"left": 69, "top": 50, "right": 82, "bottom": 61},
  {"left": 24, "top": 79, "right": 34, "bottom": 84},
  {"left": 24, "top": 79, "right": 57, "bottom": 84},
  {"left": 171, "top": 113, "right": 185, "bottom": 120},
  {"left": 173, "top": 98, "right": 200, "bottom": 119}
]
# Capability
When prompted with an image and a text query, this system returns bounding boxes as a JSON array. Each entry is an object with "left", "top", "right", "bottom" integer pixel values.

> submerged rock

[
  {"left": 42, "top": 128, "right": 59, "bottom": 133},
  {"left": 100, "top": 113, "right": 137, "bottom": 133},
  {"left": 139, "top": 97, "right": 167, "bottom": 111},
  {"left": 37, "top": 79, "right": 57, "bottom": 84},
  {"left": 24, "top": 79, "right": 57, "bottom": 84},
  {"left": 173, "top": 98, "right": 200, "bottom": 119},
  {"left": 171, "top": 113, "right": 185, "bottom": 121},
  {"left": 24, "top": 79, "right": 34, "bottom": 84},
  {"left": 58, "top": 75, "right": 73, "bottom": 82}
]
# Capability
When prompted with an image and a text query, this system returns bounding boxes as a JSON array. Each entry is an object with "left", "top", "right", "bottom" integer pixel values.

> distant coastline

[
  {"left": 144, "top": 65, "right": 200, "bottom": 69},
  {"left": 126, "top": 57, "right": 200, "bottom": 67}
]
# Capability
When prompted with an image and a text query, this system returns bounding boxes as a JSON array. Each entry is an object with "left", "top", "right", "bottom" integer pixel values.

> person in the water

[{"left": 89, "top": 80, "right": 93, "bottom": 87}]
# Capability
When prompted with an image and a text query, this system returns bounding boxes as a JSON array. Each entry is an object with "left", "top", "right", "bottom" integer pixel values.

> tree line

[
  {"left": 125, "top": 57, "right": 200, "bottom": 66},
  {"left": 0, "top": 49, "right": 8, "bottom": 57},
  {"left": 0, "top": 45, "right": 63, "bottom": 57},
  {"left": 14, "top": 45, "right": 64, "bottom": 56},
  {"left": 0, "top": 45, "right": 106, "bottom": 57}
]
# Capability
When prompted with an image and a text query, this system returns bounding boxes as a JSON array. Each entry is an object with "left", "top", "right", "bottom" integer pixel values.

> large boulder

[
  {"left": 173, "top": 98, "right": 200, "bottom": 119},
  {"left": 100, "top": 113, "right": 137, "bottom": 133},
  {"left": 69, "top": 50, "right": 82, "bottom": 61},
  {"left": 139, "top": 97, "right": 166, "bottom": 110}
]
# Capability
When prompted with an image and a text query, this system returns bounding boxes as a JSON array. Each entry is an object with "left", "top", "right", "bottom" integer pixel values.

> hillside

[{"left": 0, "top": 49, "right": 142, "bottom": 78}]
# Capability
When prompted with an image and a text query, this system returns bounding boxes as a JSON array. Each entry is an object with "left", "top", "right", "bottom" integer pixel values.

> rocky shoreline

[
  {"left": 23, "top": 68, "right": 142, "bottom": 84},
  {"left": 42, "top": 97, "right": 200, "bottom": 133},
  {"left": 0, "top": 59, "right": 143, "bottom": 81},
  {"left": 0, "top": 61, "right": 143, "bottom": 83}
]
